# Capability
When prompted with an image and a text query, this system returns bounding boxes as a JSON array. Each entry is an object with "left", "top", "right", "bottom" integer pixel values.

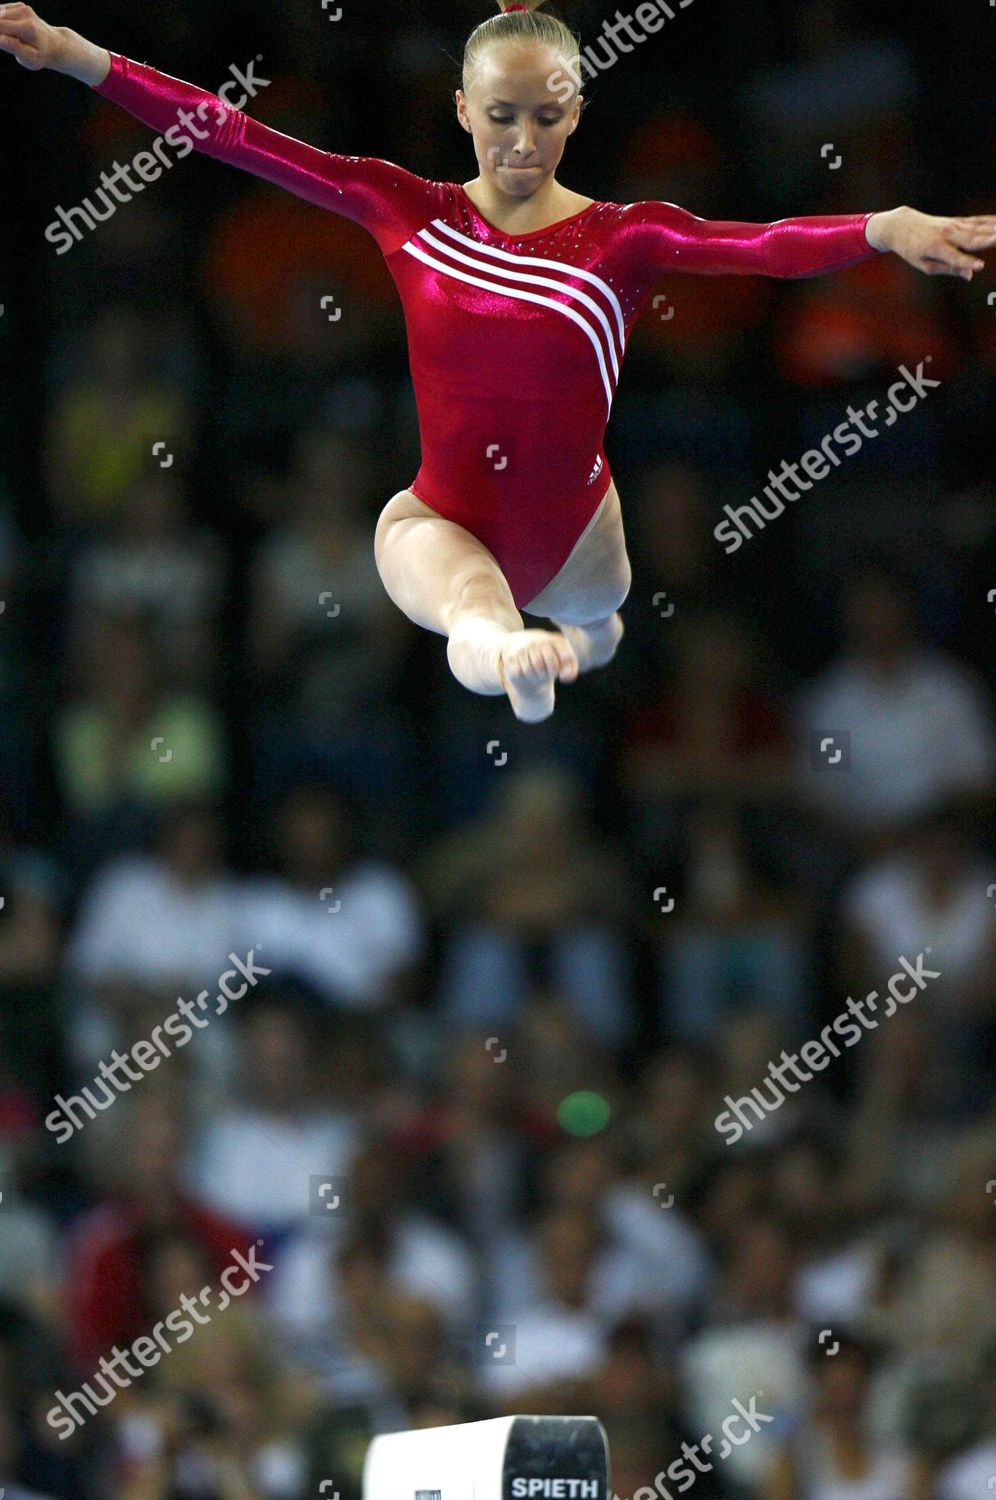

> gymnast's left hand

[{"left": 865, "top": 205, "right": 996, "bottom": 279}]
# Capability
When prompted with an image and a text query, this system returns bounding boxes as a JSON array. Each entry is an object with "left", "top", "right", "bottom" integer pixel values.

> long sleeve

[
  {"left": 90, "top": 51, "right": 443, "bottom": 254},
  {"left": 617, "top": 198, "right": 881, "bottom": 285}
]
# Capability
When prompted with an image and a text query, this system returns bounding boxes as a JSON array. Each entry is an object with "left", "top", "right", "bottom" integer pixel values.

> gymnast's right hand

[{"left": 0, "top": 3, "right": 110, "bottom": 84}]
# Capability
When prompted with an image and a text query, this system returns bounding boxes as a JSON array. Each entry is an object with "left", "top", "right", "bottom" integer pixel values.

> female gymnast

[{"left": 4, "top": 0, "right": 994, "bottom": 722}]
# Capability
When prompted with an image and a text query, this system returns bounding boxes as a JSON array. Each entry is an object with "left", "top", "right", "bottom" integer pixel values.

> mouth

[{"left": 498, "top": 163, "right": 540, "bottom": 171}]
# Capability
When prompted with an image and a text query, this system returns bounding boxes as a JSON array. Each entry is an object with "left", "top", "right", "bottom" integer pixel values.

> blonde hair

[{"left": 463, "top": 0, "right": 583, "bottom": 104}]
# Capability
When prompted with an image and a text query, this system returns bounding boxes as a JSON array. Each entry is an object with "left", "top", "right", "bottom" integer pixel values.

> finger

[
  {"left": 0, "top": 36, "right": 34, "bottom": 66},
  {"left": 922, "top": 254, "right": 975, "bottom": 279},
  {"left": 941, "top": 231, "right": 986, "bottom": 270},
  {"left": 0, "top": 14, "right": 38, "bottom": 36},
  {"left": 937, "top": 262, "right": 978, "bottom": 280},
  {"left": 951, "top": 227, "right": 996, "bottom": 247}
]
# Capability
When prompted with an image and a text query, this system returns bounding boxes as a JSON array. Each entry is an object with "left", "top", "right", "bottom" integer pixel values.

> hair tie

[{"left": 505, "top": 4, "right": 529, "bottom": 10}]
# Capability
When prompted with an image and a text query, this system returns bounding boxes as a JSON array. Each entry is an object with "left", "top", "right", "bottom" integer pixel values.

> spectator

[
  {"left": 397, "top": 1030, "right": 536, "bottom": 1248},
  {"left": 54, "top": 614, "right": 226, "bottom": 871},
  {"left": 795, "top": 565, "right": 995, "bottom": 856},
  {"left": 654, "top": 799, "right": 809, "bottom": 1045},
  {"left": 0, "top": 1124, "right": 59, "bottom": 1332},
  {"left": 43, "top": 306, "right": 190, "bottom": 530},
  {"left": 839, "top": 805, "right": 996, "bottom": 1116},
  {"left": 66, "top": 470, "right": 223, "bottom": 691},
  {"left": 681, "top": 1216, "right": 807, "bottom": 1483},
  {"left": 763, "top": 1330, "right": 928, "bottom": 1500},
  {"left": 417, "top": 765, "right": 636, "bottom": 1048},
  {"left": 478, "top": 1206, "right": 607, "bottom": 1403},
  {"left": 111, "top": 1232, "right": 310, "bottom": 1500},
  {"left": 266, "top": 1139, "right": 476, "bottom": 1345},
  {"left": 63, "top": 1094, "right": 254, "bottom": 1371},
  {"left": 934, "top": 1345, "right": 996, "bottom": 1500},
  {"left": 883, "top": 1134, "right": 996, "bottom": 1375},
  {"left": 237, "top": 783, "right": 423, "bottom": 1010},
  {"left": 187, "top": 1002, "right": 364, "bottom": 1246},
  {"left": 64, "top": 799, "right": 242, "bottom": 1096}
]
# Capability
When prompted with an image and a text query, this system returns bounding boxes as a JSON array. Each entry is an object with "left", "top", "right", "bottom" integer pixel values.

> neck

[{"left": 462, "top": 174, "right": 590, "bottom": 233}]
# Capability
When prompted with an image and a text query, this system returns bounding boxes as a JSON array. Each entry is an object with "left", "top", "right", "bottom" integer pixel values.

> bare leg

[
  {"left": 374, "top": 490, "right": 578, "bottom": 722},
  {"left": 524, "top": 481, "right": 631, "bottom": 674},
  {"left": 553, "top": 613, "right": 625, "bottom": 672}
]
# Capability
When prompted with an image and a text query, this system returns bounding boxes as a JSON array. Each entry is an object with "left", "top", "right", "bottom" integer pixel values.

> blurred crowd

[{"left": 2, "top": 0, "right": 996, "bottom": 1496}]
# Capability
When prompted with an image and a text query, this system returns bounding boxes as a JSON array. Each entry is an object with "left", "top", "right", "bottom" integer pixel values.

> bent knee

[
  {"left": 374, "top": 490, "right": 422, "bottom": 565},
  {"left": 614, "top": 550, "right": 633, "bottom": 608},
  {"left": 590, "top": 553, "right": 632, "bottom": 618}
]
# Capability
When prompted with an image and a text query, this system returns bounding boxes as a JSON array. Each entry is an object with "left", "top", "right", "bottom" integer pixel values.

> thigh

[
  {"left": 374, "top": 487, "right": 518, "bottom": 635},
  {"left": 521, "top": 480, "right": 632, "bottom": 623}
]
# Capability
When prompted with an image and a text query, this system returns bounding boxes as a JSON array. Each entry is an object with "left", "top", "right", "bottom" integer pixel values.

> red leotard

[{"left": 92, "top": 54, "right": 881, "bottom": 608}]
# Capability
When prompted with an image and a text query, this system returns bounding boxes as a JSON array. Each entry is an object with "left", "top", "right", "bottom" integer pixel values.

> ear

[
  {"left": 567, "top": 95, "right": 583, "bottom": 133},
  {"left": 454, "top": 88, "right": 472, "bottom": 131}
]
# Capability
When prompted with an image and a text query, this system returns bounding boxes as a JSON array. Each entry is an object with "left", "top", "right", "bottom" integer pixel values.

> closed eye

[{"left": 489, "top": 115, "right": 562, "bottom": 126}]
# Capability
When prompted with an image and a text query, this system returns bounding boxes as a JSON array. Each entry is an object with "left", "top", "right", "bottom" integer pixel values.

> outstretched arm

[
  {"left": 620, "top": 197, "right": 995, "bottom": 284},
  {"left": 0, "top": 4, "right": 441, "bottom": 253}
]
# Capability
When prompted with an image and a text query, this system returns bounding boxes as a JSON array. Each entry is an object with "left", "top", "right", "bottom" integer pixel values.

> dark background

[{"left": 1, "top": 1, "right": 995, "bottom": 1497}]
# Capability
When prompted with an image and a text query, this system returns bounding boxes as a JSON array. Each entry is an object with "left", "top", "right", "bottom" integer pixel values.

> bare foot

[
  {"left": 497, "top": 629, "right": 579, "bottom": 722},
  {"left": 554, "top": 612, "right": 624, "bottom": 673}
]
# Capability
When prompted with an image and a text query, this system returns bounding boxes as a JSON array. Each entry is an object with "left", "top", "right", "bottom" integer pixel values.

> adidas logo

[{"left": 587, "top": 454, "right": 603, "bottom": 485}]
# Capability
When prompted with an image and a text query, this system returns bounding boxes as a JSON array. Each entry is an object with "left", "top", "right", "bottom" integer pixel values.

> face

[{"left": 456, "top": 42, "right": 582, "bottom": 200}]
